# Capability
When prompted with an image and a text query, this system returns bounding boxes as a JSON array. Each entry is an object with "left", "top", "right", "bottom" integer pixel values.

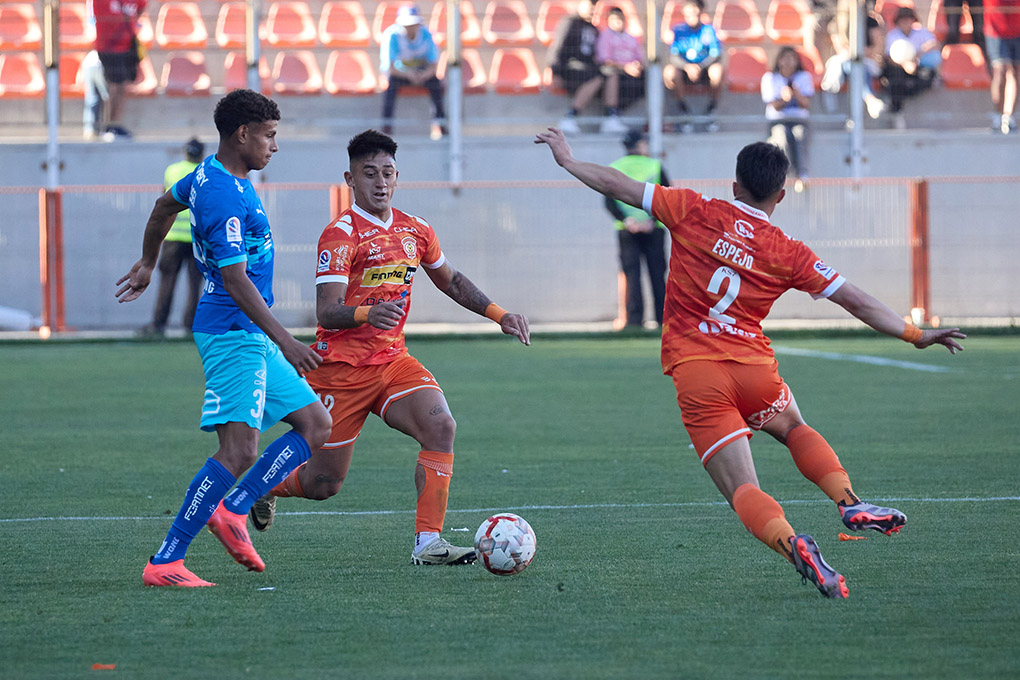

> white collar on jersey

[
  {"left": 731, "top": 200, "right": 770, "bottom": 222},
  {"left": 351, "top": 201, "right": 394, "bottom": 229}
]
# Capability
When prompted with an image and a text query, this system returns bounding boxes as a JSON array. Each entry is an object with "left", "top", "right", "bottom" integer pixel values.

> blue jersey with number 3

[{"left": 171, "top": 155, "right": 275, "bottom": 335}]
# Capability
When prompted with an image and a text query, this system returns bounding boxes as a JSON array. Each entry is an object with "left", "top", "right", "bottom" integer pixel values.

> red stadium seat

[
  {"left": 155, "top": 2, "right": 209, "bottom": 49},
  {"left": 764, "top": 0, "right": 811, "bottom": 45},
  {"left": 940, "top": 43, "right": 991, "bottom": 89},
  {"left": 265, "top": 1, "right": 317, "bottom": 47},
  {"left": 724, "top": 45, "right": 767, "bottom": 92},
  {"left": 489, "top": 47, "right": 541, "bottom": 93},
  {"left": 372, "top": 2, "right": 404, "bottom": 45},
  {"left": 271, "top": 50, "right": 323, "bottom": 94},
  {"left": 0, "top": 51, "right": 44, "bottom": 97},
  {"left": 437, "top": 47, "right": 487, "bottom": 93},
  {"left": 542, "top": 64, "right": 566, "bottom": 94},
  {"left": 0, "top": 3, "right": 42, "bottom": 50},
  {"left": 712, "top": 0, "right": 765, "bottom": 43},
  {"left": 661, "top": 0, "right": 711, "bottom": 43},
  {"left": 928, "top": 0, "right": 975, "bottom": 42},
  {"left": 216, "top": 2, "right": 254, "bottom": 48},
  {"left": 428, "top": 0, "right": 482, "bottom": 47},
  {"left": 875, "top": 0, "right": 915, "bottom": 29},
  {"left": 161, "top": 50, "right": 212, "bottom": 95},
  {"left": 127, "top": 56, "right": 159, "bottom": 96},
  {"left": 324, "top": 49, "right": 377, "bottom": 94},
  {"left": 223, "top": 51, "right": 272, "bottom": 92},
  {"left": 482, "top": 0, "right": 535, "bottom": 45},
  {"left": 795, "top": 44, "right": 823, "bottom": 87},
  {"left": 592, "top": 0, "right": 642, "bottom": 38},
  {"left": 59, "top": 3, "right": 96, "bottom": 50},
  {"left": 319, "top": 1, "right": 371, "bottom": 47},
  {"left": 59, "top": 51, "right": 86, "bottom": 98},
  {"left": 535, "top": 0, "right": 574, "bottom": 46}
]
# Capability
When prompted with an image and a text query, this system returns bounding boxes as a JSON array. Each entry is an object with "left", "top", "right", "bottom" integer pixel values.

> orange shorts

[
  {"left": 306, "top": 353, "right": 443, "bottom": 449},
  {"left": 670, "top": 360, "right": 792, "bottom": 467}
]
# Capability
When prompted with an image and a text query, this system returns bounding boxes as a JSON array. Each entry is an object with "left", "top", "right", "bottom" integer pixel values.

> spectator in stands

[
  {"left": 82, "top": 50, "right": 108, "bottom": 141},
  {"left": 595, "top": 7, "right": 646, "bottom": 134},
  {"left": 379, "top": 5, "right": 447, "bottom": 140},
  {"left": 605, "top": 129, "right": 669, "bottom": 330},
  {"left": 880, "top": 7, "right": 941, "bottom": 126},
  {"left": 821, "top": 0, "right": 886, "bottom": 119},
  {"left": 761, "top": 46, "right": 814, "bottom": 190},
  {"left": 808, "top": 0, "right": 839, "bottom": 61},
  {"left": 944, "top": 0, "right": 985, "bottom": 53},
  {"left": 139, "top": 138, "right": 206, "bottom": 339},
  {"left": 91, "top": 0, "right": 146, "bottom": 140},
  {"left": 667, "top": 0, "right": 724, "bottom": 133},
  {"left": 549, "top": 0, "right": 605, "bottom": 134},
  {"left": 985, "top": 0, "right": 1020, "bottom": 133}
]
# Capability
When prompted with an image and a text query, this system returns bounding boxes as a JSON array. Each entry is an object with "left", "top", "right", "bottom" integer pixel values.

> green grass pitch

[{"left": 1, "top": 333, "right": 1018, "bottom": 679}]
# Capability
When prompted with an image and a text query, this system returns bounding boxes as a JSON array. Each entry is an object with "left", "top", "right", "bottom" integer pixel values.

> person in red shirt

[
  {"left": 91, "top": 0, "right": 146, "bottom": 139},
  {"left": 252, "top": 129, "right": 530, "bottom": 566},
  {"left": 536, "top": 128, "right": 965, "bottom": 598},
  {"left": 984, "top": 0, "right": 1020, "bottom": 133}
]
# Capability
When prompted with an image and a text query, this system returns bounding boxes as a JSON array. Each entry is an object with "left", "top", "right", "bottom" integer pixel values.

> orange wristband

[
  {"left": 484, "top": 303, "right": 507, "bottom": 323},
  {"left": 353, "top": 306, "right": 370, "bottom": 324},
  {"left": 900, "top": 323, "right": 923, "bottom": 343}
]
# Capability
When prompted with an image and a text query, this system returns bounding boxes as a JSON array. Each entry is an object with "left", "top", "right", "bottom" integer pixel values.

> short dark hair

[
  {"left": 347, "top": 129, "right": 398, "bottom": 163},
  {"left": 213, "top": 89, "right": 281, "bottom": 139},
  {"left": 735, "top": 142, "right": 789, "bottom": 202},
  {"left": 608, "top": 6, "right": 625, "bottom": 17},
  {"left": 684, "top": 0, "right": 705, "bottom": 10},
  {"left": 773, "top": 46, "right": 804, "bottom": 73}
]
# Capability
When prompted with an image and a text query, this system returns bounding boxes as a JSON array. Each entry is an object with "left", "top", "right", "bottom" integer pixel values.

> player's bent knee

[
  {"left": 305, "top": 472, "right": 346, "bottom": 500},
  {"left": 421, "top": 413, "right": 456, "bottom": 449}
]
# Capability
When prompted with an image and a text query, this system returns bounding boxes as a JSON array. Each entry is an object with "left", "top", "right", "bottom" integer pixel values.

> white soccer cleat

[{"left": 410, "top": 536, "right": 477, "bottom": 566}]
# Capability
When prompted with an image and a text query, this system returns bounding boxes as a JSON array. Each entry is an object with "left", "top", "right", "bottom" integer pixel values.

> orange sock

[
  {"left": 732, "top": 483, "right": 796, "bottom": 563},
  {"left": 415, "top": 450, "right": 454, "bottom": 534},
  {"left": 270, "top": 463, "right": 305, "bottom": 498},
  {"left": 786, "top": 425, "right": 859, "bottom": 506}
]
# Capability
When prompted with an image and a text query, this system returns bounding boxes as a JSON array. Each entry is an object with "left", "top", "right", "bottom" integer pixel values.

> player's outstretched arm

[
  {"left": 426, "top": 262, "right": 530, "bottom": 345},
  {"left": 828, "top": 281, "right": 966, "bottom": 354},
  {"left": 316, "top": 281, "right": 405, "bottom": 331},
  {"left": 114, "top": 191, "right": 187, "bottom": 303},
  {"left": 534, "top": 128, "right": 646, "bottom": 210}
]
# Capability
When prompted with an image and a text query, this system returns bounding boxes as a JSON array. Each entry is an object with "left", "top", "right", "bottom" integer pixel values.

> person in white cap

[{"left": 379, "top": 5, "right": 447, "bottom": 139}]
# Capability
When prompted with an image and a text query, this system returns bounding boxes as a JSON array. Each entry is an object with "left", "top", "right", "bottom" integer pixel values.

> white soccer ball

[{"left": 474, "top": 513, "right": 537, "bottom": 575}]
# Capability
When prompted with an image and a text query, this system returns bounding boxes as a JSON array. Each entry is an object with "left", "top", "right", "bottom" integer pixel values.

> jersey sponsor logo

[
  {"left": 195, "top": 163, "right": 208, "bottom": 186},
  {"left": 226, "top": 216, "right": 242, "bottom": 249},
  {"left": 711, "top": 238, "right": 754, "bottom": 270},
  {"left": 317, "top": 341, "right": 328, "bottom": 351},
  {"left": 234, "top": 179, "right": 244, "bottom": 193},
  {"left": 813, "top": 260, "right": 837, "bottom": 280},
  {"left": 367, "top": 242, "right": 382, "bottom": 256},
  {"left": 697, "top": 318, "right": 757, "bottom": 339},
  {"left": 401, "top": 236, "right": 418, "bottom": 259},
  {"left": 394, "top": 226, "right": 419, "bottom": 234},
  {"left": 361, "top": 264, "right": 417, "bottom": 286},
  {"left": 317, "top": 249, "right": 332, "bottom": 273},
  {"left": 362, "top": 228, "right": 380, "bottom": 238},
  {"left": 733, "top": 219, "right": 755, "bottom": 240}
]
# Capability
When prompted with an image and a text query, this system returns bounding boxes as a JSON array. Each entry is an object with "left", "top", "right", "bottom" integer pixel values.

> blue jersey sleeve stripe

[{"left": 218, "top": 254, "right": 248, "bottom": 267}]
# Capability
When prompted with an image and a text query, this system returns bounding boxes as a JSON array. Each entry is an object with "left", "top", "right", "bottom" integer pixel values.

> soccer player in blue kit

[{"left": 116, "top": 89, "right": 331, "bottom": 587}]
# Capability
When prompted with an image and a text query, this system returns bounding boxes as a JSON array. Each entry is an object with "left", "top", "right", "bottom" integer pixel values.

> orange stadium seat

[
  {"left": 266, "top": 1, "right": 317, "bottom": 47},
  {"left": 0, "top": 52, "right": 44, "bottom": 97},
  {"left": 223, "top": 51, "right": 272, "bottom": 92},
  {"left": 724, "top": 45, "right": 767, "bottom": 92},
  {"left": 324, "top": 48, "right": 377, "bottom": 94},
  {"left": 482, "top": 0, "right": 535, "bottom": 45},
  {"left": 59, "top": 51, "right": 85, "bottom": 98},
  {"left": 535, "top": 0, "right": 574, "bottom": 46},
  {"left": 319, "top": 1, "right": 371, "bottom": 47},
  {"left": 436, "top": 47, "right": 487, "bottom": 92},
  {"left": 127, "top": 56, "right": 158, "bottom": 96},
  {"left": 428, "top": 0, "right": 482, "bottom": 47},
  {"left": 795, "top": 44, "right": 823, "bottom": 87},
  {"left": 875, "top": 0, "right": 914, "bottom": 28},
  {"left": 928, "top": 0, "right": 975, "bottom": 42},
  {"left": 489, "top": 47, "right": 541, "bottom": 93},
  {"left": 137, "top": 13, "right": 155, "bottom": 47},
  {"left": 216, "top": 2, "right": 250, "bottom": 48},
  {"left": 940, "top": 43, "right": 991, "bottom": 89},
  {"left": 272, "top": 50, "right": 323, "bottom": 94},
  {"left": 162, "top": 51, "right": 212, "bottom": 95},
  {"left": 713, "top": 0, "right": 765, "bottom": 43},
  {"left": 372, "top": 2, "right": 404, "bottom": 44},
  {"left": 542, "top": 64, "right": 566, "bottom": 93},
  {"left": 764, "top": 0, "right": 810, "bottom": 45},
  {"left": 0, "top": 3, "right": 42, "bottom": 50},
  {"left": 155, "top": 2, "right": 209, "bottom": 49},
  {"left": 592, "top": 0, "right": 642, "bottom": 38},
  {"left": 59, "top": 3, "right": 96, "bottom": 50}
]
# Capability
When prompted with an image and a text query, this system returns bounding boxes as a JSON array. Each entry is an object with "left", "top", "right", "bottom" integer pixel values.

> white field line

[
  {"left": 2, "top": 496, "right": 1018, "bottom": 524},
  {"left": 772, "top": 345, "right": 953, "bottom": 373}
]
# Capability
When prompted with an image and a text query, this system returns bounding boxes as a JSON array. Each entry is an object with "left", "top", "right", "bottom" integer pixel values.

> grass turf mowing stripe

[{"left": 772, "top": 345, "right": 954, "bottom": 372}]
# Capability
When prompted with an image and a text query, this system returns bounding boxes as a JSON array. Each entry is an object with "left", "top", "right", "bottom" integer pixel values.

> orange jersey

[
  {"left": 644, "top": 185, "right": 846, "bottom": 372},
  {"left": 313, "top": 203, "right": 444, "bottom": 367}
]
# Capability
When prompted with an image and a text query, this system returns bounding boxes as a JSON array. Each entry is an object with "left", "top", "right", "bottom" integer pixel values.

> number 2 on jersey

[{"left": 706, "top": 266, "right": 741, "bottom": 325}]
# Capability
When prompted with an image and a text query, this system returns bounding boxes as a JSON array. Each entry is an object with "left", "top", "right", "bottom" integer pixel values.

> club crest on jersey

[
  {"left": 226, "top": 216, "right": 242, "bottom": 246},
  {"left": 733, "top": 220, "right": 755, "bottom": 240},
  {"left": 813, "top": 260, "right": 836, "bottom": 280},
  {"left": 401, "top": 236, "right": 417, "bottom": 259},
  {"left": 317, "top": 249, "right": 332, "bottom": 273}
]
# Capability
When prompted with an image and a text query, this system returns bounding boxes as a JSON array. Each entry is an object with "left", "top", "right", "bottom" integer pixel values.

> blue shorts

[
  {"left": 194, "top": 330, "right": 318, "bottom": 432},
  {"left": 986, "top": 35, "right": 1020, "bottom": 64}
]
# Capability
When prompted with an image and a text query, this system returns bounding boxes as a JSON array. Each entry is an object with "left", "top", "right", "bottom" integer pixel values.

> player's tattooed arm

[
  {"left": 316, "top": 282, "right": 358, "bottom": 328},
  {"left": 442, "top": 270, "right": 492, "bottom": 315}
]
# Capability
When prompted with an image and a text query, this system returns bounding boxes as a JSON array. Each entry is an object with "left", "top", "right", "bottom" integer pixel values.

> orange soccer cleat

[
  {"left": 143, "top": 559, "right": 216, "bottom": 587},
  {"left": 207, "top": 501, "right": 266, "bottom": 572}
]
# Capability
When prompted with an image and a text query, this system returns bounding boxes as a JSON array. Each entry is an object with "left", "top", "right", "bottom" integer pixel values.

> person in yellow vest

[
  {"left": 605, "top": 129, "right": 670, "bottom": 329},
  {"left": 140, "top": 138, "right": 205, "bottom": 337}
]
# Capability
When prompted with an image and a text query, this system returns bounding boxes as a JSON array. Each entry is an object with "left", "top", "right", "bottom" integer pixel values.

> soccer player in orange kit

[
  {"left": 251, "top": 129, "right": 530, "bottom": 565},
  {"left": 536, "top": 129, "right": 965, "bottom": 598}
]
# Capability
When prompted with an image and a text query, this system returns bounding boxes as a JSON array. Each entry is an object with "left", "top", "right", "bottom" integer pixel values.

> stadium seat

[
  {"left": 215, "top": 2, "right": 262, "bottom": 48},
  {"left": 724, "top": 45, "right": 767, "bottom": 92},
  {"left": 542, "top": 64, "right": 566, "bottom": 94},
  {"left": 482, "top": 0, "right": 535, "bottom": 45},
  {"left": 535, "top": 0, "right": 573, "bottom": 46},
  {"left": 764, "top": 0, "right": 811, "bottom": 45},
  {"left": 318, "top": 1, "right": 371, "bottom": 47},
  {"left": 436, "top": 47, "right": 487, "bottom": 92},
  {"left": 372, "top": 2, "right": 403, "bottom": 45},
  {"left": 137, "top": 13, "right": 155, "bottom": 48},
  {"left": 712, "top": 0, "right": 765, "bottom": 43},
  {"left": 0, "top": 52, "right": 44, "bottom": 97},
  {"left": 271, "top": 50, "right": 323, "bottom": 94},
  {"left": 928, "top": 0, "right": 975, "bottom": 42},
  {"left": 0, "top": 3, "right": 42, "bottom": 50},
  {"left": 795, "top": 44, "right": 823, "bottom": 87},
  {"left": 592, "top": 0, "right": 642, "bottom": 38},
  {"left": 223, "top": 50, "right": 271, "bottom": 92},
  {"left": 161, "top": 51, "right": 212, "bottom": 95},
  {"left": 428, "top": 0, "right": 482, "bottom": 47},
  {"left": 940, "top": 43, "right": 990, "bottom": 89},
  {"left": 265, "top": 1, "right": 317, "bottom": 47},
  {"left": 661, "top": 0, "right": 714, "bottom": 43},
  {"left": 155, "top": 2, "right": 209, "bottom": 49},
  {"left": 323, "top": 48, "right": 376, "bottom": 94},
  {"left": 127, "top": 56, "right": 158, "bottom": 96},
  {"left": 875, "top": 0, "right": 914, "bottom": 29},
  {"left": 489, "top": 47, "right": 541, "bottom": 93},
  {"left": 59, "top": 51, "right": 85, "bottom": 98},
  {"left": 59, "top": 3, "right": 96, "bottom": 50}
]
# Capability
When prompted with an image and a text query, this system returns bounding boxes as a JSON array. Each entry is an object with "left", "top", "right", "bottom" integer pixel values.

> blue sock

[
  {"left": 151, "top": 457, "right": 236, "bottom": 565},
  {"left": 223, "top": 431, "right": 312, "bottom": 516}
]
